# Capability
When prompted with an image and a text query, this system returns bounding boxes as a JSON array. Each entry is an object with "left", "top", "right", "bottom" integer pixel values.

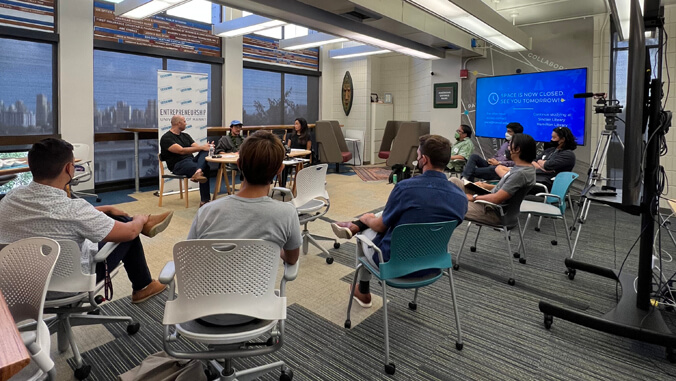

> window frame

[{"left": 0, "top": 26, "right": 60, "bottom": 148}]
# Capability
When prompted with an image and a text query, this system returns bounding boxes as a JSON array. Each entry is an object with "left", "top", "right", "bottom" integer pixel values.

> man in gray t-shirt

[{"left": 450, "top": 134, "right": 536, "bottom": 227}]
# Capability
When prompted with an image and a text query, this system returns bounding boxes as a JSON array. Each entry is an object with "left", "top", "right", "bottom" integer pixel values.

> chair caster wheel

[
  {"left": 470, "top": 246, "right": 476, "bottom": 252},
  {"left": 205, "top": 365, "right": 219, "bottom": 380},
  {"left": 534, "top": 227, "right": 540, "bottom": 232},
  {"left": 280, "top": 369, "right": 294, "bottom": 381},
  {"left": 455, "top": 342, "right": 463, "bottom": 350},
  {"left": 453, "top": 264, "right": 459, "bottom": 271},
  {"left": 551, "top": 240, "right": 558, "bottom": 246},
  {"left": 344, "top": 320, "right": 351, "bottom": 329},
  {"left": 87, "top": 309, "right": 100, "bottom": 315},
  {"left": 94, "top": 295, "right": 105, "bottom": 304},
  {"left": 384, "top": 363, "right": 396, "bottom": 375},
  {"left": 74, "top": 364, "right": 91, "bottom": 380},
  {"left": 544, "top": 314, "right": 553, "bottom": 330},
  {"left": 508, "top": 278, "right": 515, "bottom": 286},
  {"left": 408, "top": 302, "right": 417, "bottom": 310},
  {"left": 127, "top": 322, "right": 140, "bottom": 335},
  {"left": 266, "top": 337, "right": 277, "bottom": 346},
  {"left": 513, "top": 252, "right": 520, "bottom": 259},
  {"left": 333, "top": 242, "right": 340, "bottom": 249},
  {"left": 519, "top": 258, "right": 526, "bottom": 264},
  {"left": 326, "top": 257, "right": 334, "bottom": 264},
  {"left": 566, "top": 268, "right": 576, "bottom": 280}
]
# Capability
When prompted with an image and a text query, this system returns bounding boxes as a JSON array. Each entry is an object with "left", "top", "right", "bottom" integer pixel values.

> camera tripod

[{"left": 566, "top": 116, "right": 624, "bottom": 279}]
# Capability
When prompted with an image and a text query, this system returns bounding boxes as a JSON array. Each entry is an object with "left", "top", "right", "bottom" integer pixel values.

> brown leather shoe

[
  {"left": 191, "top": 174, "right": 208, "bottom": 183},
  {"left": 350, "top": 285, "right": 372, "bottom": 308},
  {"left": 131, "top": 280, "right": 166, "bottom": 304},
  {"left": 142, "top": 211, "right": 173, "bottom": 238}
]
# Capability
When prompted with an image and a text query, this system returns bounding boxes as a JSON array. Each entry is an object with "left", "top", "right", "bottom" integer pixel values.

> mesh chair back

[
  {"left": 0, "top": 238, "right": 59, "bottom": 323},
  {"left": 548, "top": 172, "right": 579, "bottom": 214},
  {"left": 379, "top": 221, "right": 458, "bottom": 279},
  {"left": 163, "top": 239, "right": 286, "bottom": 325},
  {"left": 48, "top": 240, "right": 96, "bottom": 293},
  {"left": 292, "top": 164, "right": 328, "bottom": 208}
]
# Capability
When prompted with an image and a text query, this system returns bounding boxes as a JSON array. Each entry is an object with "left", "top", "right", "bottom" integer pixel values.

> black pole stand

[{"left": 539, "top": 76, "right": 676, "bottom": 361}]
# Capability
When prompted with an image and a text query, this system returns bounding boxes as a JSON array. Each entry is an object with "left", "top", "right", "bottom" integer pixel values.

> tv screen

[{"left": 475, "top": 68, "right": 588, "bottom": 145}]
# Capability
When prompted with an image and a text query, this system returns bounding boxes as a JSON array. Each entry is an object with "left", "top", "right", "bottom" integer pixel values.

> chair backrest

[
  {"left": 548, "top": 172, "right": 579, "bottom": 214},
  {"left": 502, "top": 184, "right": 534, "bottom": 228},
  {"left": 0, "top": 238, "right": 59, "bottom": 324},
  {"left": 48, "top": 240, "right": 97, "bottom": 293},
  {"left": 314, "top": 121, "right": 341, "bottom": 163},
  {"left": 292, "top": 164, "right": 328, "bottom": 208},
  {"left": 387, "top": 122, "right": 425, "bottom": 167},
  {"left": 329, "top": 120, "right": 350, "bottom": 152},
  {"left": 163, "top": 239, "right": 285, "bottom": 325},
  {"left": 72, "top": 143, "right": 91, "bottom": 162},
  {"left": 379, "top": 221, "right": 458, "bottom": 279},
  {"left": 379, "top": 121, "right": 400, "bottom": 153}
]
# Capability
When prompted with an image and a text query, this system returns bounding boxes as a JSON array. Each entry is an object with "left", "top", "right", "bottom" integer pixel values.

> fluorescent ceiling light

[
  {"left": 280, "top": 32, "right": 348, "bottom": 50},
  {"left": 407, "top": 0, "right": 528, "bottom": 51},
  {"left": 115, "top": 0, "right": 189, "bottom": 19},
  {"left": 612, "top": 0, "right": 644, "bottom": 41},
  {"left": 329, "top": 44, "right": 390, "bottom": 59},
  {"left": 166, "top": 0, "right": 212, "bottom": 23},
  {"left": 214, "top": 14, "right": 287, "bottom": 37}
]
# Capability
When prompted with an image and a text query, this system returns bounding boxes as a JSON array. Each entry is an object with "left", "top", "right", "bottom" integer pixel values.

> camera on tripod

[{"left": 594, "top": 97, "right": 623, "bottom": 115}]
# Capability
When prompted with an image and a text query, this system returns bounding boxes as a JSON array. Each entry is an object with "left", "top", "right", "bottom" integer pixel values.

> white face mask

[{"left": 505, "top": 132, "right": 513, "bottom": 141}]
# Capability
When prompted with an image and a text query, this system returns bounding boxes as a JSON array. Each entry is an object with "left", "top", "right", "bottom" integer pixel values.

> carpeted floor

[
  {"left": 51, "top": 204, "right": 676, "bottom": 380},
  {"left": 14, "top": 171, "right": 676, "bottom": 380},
  {"left": 353, "top": 166, "right": 392, "bottom": 182}
]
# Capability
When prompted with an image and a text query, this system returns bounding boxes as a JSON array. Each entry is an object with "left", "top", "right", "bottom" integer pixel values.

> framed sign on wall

[{"left": 433, "top": 82, "right": 458, "bottom": 108}]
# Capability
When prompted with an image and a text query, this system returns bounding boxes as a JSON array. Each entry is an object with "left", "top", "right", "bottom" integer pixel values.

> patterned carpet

[
  {"left": 59, "top": 203, "right": 676, "bottom": 380},
  {"left": 353, "top": 166, "right": 392, "bottom": 182}
]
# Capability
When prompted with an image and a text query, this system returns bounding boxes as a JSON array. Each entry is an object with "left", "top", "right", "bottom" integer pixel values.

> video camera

[{"left": 574, "top": 92, "right": 623, "bottom": 130}]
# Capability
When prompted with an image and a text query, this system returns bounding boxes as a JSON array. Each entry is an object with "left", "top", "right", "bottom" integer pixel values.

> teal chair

[
  {"left": 517, "top": 172, "right": 579, "bottom": 278},
  {"left": 344, "top": 221, "right": 464, "bottom": 375}
]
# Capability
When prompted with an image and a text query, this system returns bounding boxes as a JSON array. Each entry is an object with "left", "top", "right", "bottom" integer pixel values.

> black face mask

[
  {"left": 416, "top": 157, "right": 424, "bottom": 171},
  {"left": 543, "top": 140, "right": 558, "bottom": 149}
]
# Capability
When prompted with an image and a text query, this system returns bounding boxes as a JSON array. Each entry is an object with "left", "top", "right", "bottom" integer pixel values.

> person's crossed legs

[
  {"left": 462, "top": 154, "right": 501, "bottom": 181},
  {"left": 171, "top": 151, "right": 212, "bottom": 204}
]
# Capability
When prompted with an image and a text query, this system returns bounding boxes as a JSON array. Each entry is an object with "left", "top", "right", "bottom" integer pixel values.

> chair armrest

[
  {"left": 354, "top": 234, "right": 385, "bottom": 264},
  {"left": 283, "top": 261, "right": 299, "bottom": 282},
  {"left": 271, "top": 187, "right": 292, "bottom": 196},
  {"left": 535, "top": 192, "right": 561, "bottom": 202},
  {"left": 533, "top": 182, "right": 549, "bottom": 193},
  {"left": 159, "top": 261, "right": 175, "bottom": 285},
  {"left": 93, "top": 242, "right": 119, "bottom": 263},
  {"left": 474, "top": 200, "right": 506, "bottom": 216}
]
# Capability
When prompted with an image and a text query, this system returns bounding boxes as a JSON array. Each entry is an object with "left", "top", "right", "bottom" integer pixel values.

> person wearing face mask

[
  {"left": 330, "top": 135, "right": 467, "bottom": 307},
  {"left": 461, "top": 122, "right": 523, "bottom": 181},
  {"left": 0, "top": 138, "right": 173, "bottom": 304},
  {"left": 496, "top": 126, "right": 577, "bottom": 190},
  {"left": 447, "top": 124, "right": 474, "bottom": 173}
]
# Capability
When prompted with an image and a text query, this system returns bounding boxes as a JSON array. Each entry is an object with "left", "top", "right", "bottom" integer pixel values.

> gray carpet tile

[{"left": 64, "top": 203, "right": 676, "bottom": 380}]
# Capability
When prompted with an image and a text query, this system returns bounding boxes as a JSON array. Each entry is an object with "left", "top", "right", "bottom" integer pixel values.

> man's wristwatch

[{"left": 472, "top": 194, "right": 478, "bottom": 201}]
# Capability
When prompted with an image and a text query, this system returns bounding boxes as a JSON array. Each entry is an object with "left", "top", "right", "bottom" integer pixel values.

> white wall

[
  {"left": 372, "top": 55, "right": 411, "bottom": 120},
  {"left": 222, "top": 8, "right": 243, "bottom": 124},
  {"left": 430, "top": 55, "right": 463, "bottom": 138},
  {"left": 58, "top": 0, "right": 94, "bottom": 190},
  {"left": 410, "top": 58, "right": 433, "bottom": 122}
]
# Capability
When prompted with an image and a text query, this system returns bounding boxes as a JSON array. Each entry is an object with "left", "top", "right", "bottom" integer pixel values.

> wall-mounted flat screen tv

[{"left": 475, "top": 68, "right": 588, "bottom": 145}]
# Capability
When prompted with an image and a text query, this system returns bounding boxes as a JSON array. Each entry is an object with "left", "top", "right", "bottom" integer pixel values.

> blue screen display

[{"left": 475, "top": 68, "right": 587, "bottom": 145}]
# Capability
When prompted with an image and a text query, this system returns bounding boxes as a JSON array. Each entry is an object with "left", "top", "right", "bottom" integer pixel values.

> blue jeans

[
  {"left": 462, "top": 154, "right": 500, "bottom": 181},
  {"left": 171, "top": 151, "right": 212, "bottom": 202},
  {"left": 96, "top": 216, "right": 152, "bottom": 292}
]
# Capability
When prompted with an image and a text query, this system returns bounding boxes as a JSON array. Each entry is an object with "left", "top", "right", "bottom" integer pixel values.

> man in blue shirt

[{"left": 332, "top": 134, "right": 467, "bottom": 307}]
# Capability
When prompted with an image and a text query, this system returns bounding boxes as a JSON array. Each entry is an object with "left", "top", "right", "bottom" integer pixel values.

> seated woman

[
  {"left": 187, "top": 130, "right": 301, "bottom": 325},
  {"left": 495, "top": 126, "right": 577, "bottom": 191},
  {"left": 279, "top": 117, "right": 313, "bottom": 187}
]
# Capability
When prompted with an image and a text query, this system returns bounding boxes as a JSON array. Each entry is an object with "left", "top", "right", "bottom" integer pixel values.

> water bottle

[
  {"left": 393, "top": 174, "right": 398, "bottom": 184},
  {"left": 209, "top": 143, "right": 215, "bottom": 157}
]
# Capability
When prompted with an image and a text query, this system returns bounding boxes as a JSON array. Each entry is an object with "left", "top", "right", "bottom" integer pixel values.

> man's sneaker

[
  {"left": 350, "top": 285, "right": 372, "bottom": 308},
  {"left": 142, "top": 211, "right": 173, "bottom": 238},
  {"left": 131, "top": 280, "right": 166, "bottom": 304},
  {"left": 332, "top": 222, "right": 358, "bottom": 239}
]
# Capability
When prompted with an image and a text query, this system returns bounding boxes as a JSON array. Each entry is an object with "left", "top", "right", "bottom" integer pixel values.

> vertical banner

[{"left": 157, "top": 70, "right": 209, "bottom": 194}]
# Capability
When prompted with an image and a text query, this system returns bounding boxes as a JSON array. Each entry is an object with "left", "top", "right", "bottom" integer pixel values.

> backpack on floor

[{"left": 389, "top": 164, "right": 413, "bottom": 184}]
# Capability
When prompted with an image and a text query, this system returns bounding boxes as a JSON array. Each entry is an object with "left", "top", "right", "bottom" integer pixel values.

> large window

[
  {"left": 93, "top": 50, "right": 221, "bottom": 184},
  {"left": 0, "top": 38, "right": 56, "bottom": 136},
  {"left": 243, "top": 68, "right": 318, "bottom": 125}
]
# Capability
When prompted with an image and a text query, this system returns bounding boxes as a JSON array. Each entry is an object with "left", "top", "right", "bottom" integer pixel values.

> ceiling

[{"left": 213, "top": 0, "right": 673, "bottom": 57}]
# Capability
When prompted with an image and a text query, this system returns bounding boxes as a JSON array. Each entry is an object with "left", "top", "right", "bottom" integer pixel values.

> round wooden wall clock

[{"left": 342, "top": 71, "right": 353, "bottom": 116}]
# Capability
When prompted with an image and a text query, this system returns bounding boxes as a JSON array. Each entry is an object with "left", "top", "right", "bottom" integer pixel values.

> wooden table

[
  {"left": 0, "top": 291, "right": 30, "bottom": 381},
  {"left": 206, "top": 149, "right": 312, "bottom": 200}
]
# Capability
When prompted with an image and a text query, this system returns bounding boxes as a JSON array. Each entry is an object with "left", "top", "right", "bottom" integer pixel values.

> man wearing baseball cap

[{"left": 215, "top": 120, "right": 245, "bottom": 153}]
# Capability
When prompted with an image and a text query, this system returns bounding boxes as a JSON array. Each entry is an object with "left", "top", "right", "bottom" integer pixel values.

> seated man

[
  {"left": 495, "top": 126, "right": 576, "bottom": 191},
  {"left": 450, "top": 133, "right": 536, "bottom": 227},
  {"left": 160, "top": 114, "right": 212, "bottom": 207},
  {"left": 461, "top": 122, "right": 523, "bottom": 181},
  {"left": 0, "top": 138, "right": 172, "bottom": 303},
  {"left": 187, "top": 130, "right": 301, "bottom": 325},
  {"left": 447, "top": 124, "right": 474, "bottom": 173},
  {"left": 331, "top": 135, "right": 468, "bottom": 307},
  {"left": 215, "top": 120, "right": 245, "bottom": 153}
]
